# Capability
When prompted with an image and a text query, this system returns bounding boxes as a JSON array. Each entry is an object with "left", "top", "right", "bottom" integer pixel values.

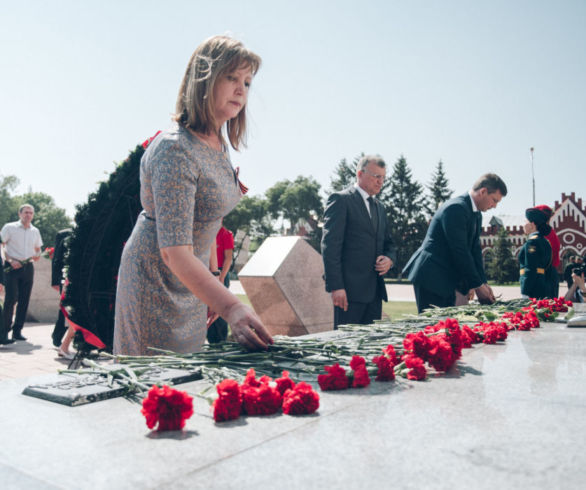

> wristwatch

[{"left": 211, "top": 271, "right": 220, "bottom": 276}]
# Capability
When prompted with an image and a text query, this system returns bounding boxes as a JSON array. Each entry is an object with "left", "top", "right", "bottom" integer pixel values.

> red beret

[{"left": 533, "top": 204, "right": 553, "bottom": 220}]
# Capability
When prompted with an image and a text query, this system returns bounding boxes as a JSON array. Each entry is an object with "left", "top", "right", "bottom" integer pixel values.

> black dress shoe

[
  {"left": 12, "top": 333, "right": 27, "bottom": 341},
  {"left": 0, "top": 338, "right": 16, "bottom": 345}
]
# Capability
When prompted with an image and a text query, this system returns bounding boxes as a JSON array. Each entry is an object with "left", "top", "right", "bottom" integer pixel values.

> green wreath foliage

[{"left": 63, "top": 144, "right": 144, "bottom": 352}]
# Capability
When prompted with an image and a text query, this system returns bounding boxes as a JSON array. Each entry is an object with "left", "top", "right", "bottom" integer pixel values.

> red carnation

[
  {"left": 404, "top": 355, "right": 427, "bottom": 381},
  {"left": 372, "top": 354, "right": 395, "bottom": 381},
  {"left": 349, "top": 355, "right": 366, "bottom": 370},
  {"left": 352, "top": 366, "right": 371, "bottom": 388},
  {"left": 239, "top": 369, "right": 282, "bottom": 415},
  {"left": 404, "top": 331, "right": 431, "bottom": 360},
  {"left": 317, "top": 363, "right": 350, "bottom": 391},
  {"left": 241, "top": 383, "right": 282, "bottom": 416},
  {"left": 382, "top": 344, "right": 398, "bottom": 365},
  {"left": 461, "top": 325, "right": 477, "bottom": 347},
  {"left": 427, "top": 335, "right": 456, "bottom": 372},
  {"left": 141, "top": 385, "right": 194, "bottom": 431},
  {"left": 282, "top": 382, "right": 320, "bottom": 415},
  {"left": 275, "top": 370, "right": 296, "bottom": 395},
  {"left": 213, "top": 379, "right": 242, "bottom": 422}
]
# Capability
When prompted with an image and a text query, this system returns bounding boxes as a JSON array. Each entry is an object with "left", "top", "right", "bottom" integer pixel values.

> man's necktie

[{"left": 368, "top": 196, "right": 378, "bottom": 232}]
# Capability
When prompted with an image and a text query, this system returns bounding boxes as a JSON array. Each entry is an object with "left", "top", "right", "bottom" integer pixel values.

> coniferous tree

[
  {"left": 380, "top": 156, "right": 428, "bottom": 277},
  {"left": 328, "top": 154, "right": 367, "bottom": 193},
  {"left": 486, "top": 227, "right": 519, "bottom": 283},
  {"left": 425, "top": 160, "right": 453, "bottom": 218}
]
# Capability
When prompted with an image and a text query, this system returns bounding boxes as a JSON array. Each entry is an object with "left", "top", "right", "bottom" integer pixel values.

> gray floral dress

[{"left": 113, "top": 124, "right": 241, "bottom": 356}]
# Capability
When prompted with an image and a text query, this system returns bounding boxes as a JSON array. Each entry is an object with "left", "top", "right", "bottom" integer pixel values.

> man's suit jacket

[
  {"left": 403, "top": 193, "right": 485, "bottom": 297},
  {"left": 321, "top": 186, "right": 396, "bottom": 303}
]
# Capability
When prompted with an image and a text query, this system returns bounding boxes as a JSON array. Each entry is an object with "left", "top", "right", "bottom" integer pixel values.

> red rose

[
  {"left": 141, "top": 385, "right": 194, "bottom": 431},
  {"left": 282, "top": 382, "right": 320, "bottom": 415},
  {"left": 317, "top": 363, "right": 350, "bottom": 391},
  {"left": 275, "top": 370, "right": 296, "bottom": 395},
  {"left": 213, "top": 379, "right": 242, "bottom": 422}
]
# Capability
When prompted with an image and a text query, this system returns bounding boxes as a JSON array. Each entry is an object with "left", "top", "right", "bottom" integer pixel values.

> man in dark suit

[
  {"left": 321, "top": 155, "right": 396, "bottom": 328},
  {"left": 0, "top": 255, "right": 16, "bottom": 345},
  {"left": 403, "top": 173, "right": 507, "bottom": 313},
  {"left": 51, "top": 228, "right": 72, "bottom": 347}
]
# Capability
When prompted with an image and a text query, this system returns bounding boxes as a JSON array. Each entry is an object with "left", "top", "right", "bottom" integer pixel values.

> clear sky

[{"left": 1, "top": 0, "right": 585, "bottom": 222}]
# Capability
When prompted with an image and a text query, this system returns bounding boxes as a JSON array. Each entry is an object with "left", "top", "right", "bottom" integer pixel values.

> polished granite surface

[{"left": 0, "top": 322, "right": 584, "bottom": 489}]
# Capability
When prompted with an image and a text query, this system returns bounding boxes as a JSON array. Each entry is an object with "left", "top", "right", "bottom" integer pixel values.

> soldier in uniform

[{"left": 519, "top": 207, "right": 552, "bottom": 299}]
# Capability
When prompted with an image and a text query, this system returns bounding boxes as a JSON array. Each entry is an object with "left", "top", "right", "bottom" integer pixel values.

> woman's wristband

[{"left": 211, "top": 270, "right": 220, "bottom": 277}]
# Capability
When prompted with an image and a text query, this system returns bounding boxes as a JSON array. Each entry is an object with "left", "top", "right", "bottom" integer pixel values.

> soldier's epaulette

[{"left": 527, "top": 232, "right": 540, "bottom": 241}]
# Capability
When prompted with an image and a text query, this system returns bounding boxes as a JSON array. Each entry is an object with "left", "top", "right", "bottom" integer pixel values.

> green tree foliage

[
  {"left": 0, "top": 175, "right": 71, "bottom": 248},
  {"left": 486, "top": 227, "right": 519, "bottom": 283},
  {"left": 425, "top": 160, "right": 453, "bottom": 218},
  {"left": 0, "top": 175, "right": 19, "bottom": 227},
  {"left": 265, "top": 176, "right": 323, "bottom": 235},
  {"left": 329, "top": 155, "right": 360, "bottom": 192},
  {"left": 380, "top": 156, "right": 428, "bottom": 277},
  {"left": 223, "top": 195, "right": 274, "bottom": 261}
]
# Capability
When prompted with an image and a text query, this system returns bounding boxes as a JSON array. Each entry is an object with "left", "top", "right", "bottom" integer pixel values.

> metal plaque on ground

[{"left": 22, "top": 367, "right": 202, "bottom": 406}]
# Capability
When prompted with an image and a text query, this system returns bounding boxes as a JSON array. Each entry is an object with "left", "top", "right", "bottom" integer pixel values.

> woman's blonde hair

[{"left": 174, "top": 35, "right": 261, "bottom": 151}]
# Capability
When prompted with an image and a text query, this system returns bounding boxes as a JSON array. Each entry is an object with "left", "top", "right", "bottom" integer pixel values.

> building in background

[{"left": 480, "top": 192, "right": 586, "bottom": 272}]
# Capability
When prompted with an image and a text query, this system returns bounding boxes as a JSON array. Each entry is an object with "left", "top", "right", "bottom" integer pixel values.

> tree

[
  {"left": 425, "top": 160, "right": 453, "bottom": 218},
  {"left": 0, "top": 176, "right": 72, "bottom": 248},
  {"left": 0, "top": 175, "right": 20, "bottom": 228},
  {"left": 380, "top": 156, "right": 428, "bottom": 277},
  {"left": 329, "top": 155, "right": 360, "bottom": 193},
  {"left": 12, "top": 191, "right": 72, "bottom": 247},
  {"left": 486, "top": 227, "right": 519, "bottom": 283},
  {"left": 223, "top": 194, "right": 275, "bottom": 263},
  {"left": 265, "top": 176, "right": 323, "bottom": 235}
]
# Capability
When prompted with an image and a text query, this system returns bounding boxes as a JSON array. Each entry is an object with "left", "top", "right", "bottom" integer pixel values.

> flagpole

[{"left": 530, "top": 147, "right": 535, "bottom": 206}]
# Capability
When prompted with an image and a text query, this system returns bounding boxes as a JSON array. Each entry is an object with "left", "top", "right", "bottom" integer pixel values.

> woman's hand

[{"left": 224, "top": 303, "right": 273, "bottom": 350}]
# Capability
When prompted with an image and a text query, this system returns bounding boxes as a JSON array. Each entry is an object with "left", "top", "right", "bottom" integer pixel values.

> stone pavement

[
  {"left": 0, "top": 322, "right": 73, "bottom": 381},
  {"left": 0, "top": 320, "right": 585, "bottom": 489}
]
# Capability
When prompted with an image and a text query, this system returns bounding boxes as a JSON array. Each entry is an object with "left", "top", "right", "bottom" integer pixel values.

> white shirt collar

[{"left": 355, "top": 183, "right": 371, "bottom": 201}]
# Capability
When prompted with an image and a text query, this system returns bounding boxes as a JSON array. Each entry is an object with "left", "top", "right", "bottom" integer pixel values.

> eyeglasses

[{"left": 363, "top": 169, "right": 386, "bottom": 181}]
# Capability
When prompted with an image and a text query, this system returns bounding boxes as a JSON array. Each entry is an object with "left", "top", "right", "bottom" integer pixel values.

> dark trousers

[
  {"left": 413, "top": 283, "right": 455, "bottom": 313},
  {"left": 546, "top": 268, "right": 559, "bottom": 299},
  {"left": 51, "top": 286, "right": 67, "bottom": 346},
  {"left": 207, "top": 270, "right": 230, "bottom": 344},
  {"left": 0, "top": 303, "right": 6, "bottom": 341},
  {"left": 3, "top": 263, "right": 34, "bottom": 335},
  {"left": 334, "top": 298, "right": 382, "bottom": 329}
]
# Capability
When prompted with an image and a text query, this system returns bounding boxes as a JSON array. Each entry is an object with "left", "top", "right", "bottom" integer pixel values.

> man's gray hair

[{"left": 357, "top": 154, "right": 386, "bottom": 172}]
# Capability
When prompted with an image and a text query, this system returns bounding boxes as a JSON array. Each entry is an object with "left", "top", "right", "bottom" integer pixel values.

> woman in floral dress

[{"left": 114, "top": 36, "right": 273, "bottom": 356}]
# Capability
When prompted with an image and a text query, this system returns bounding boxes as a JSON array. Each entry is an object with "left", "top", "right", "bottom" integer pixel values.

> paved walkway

[{"left": 0, "top": 282, "right": 568, "bottom": 381}]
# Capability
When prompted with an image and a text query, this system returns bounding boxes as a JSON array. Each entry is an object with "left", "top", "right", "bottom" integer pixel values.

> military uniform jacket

[{"left": 519, "top": 231, "right": 552, "bottom": 299}]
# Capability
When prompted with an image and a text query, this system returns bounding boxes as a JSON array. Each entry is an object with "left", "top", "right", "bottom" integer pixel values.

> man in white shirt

[{"left": 1, "top": 204, "right": 43, "bottom": 341}]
